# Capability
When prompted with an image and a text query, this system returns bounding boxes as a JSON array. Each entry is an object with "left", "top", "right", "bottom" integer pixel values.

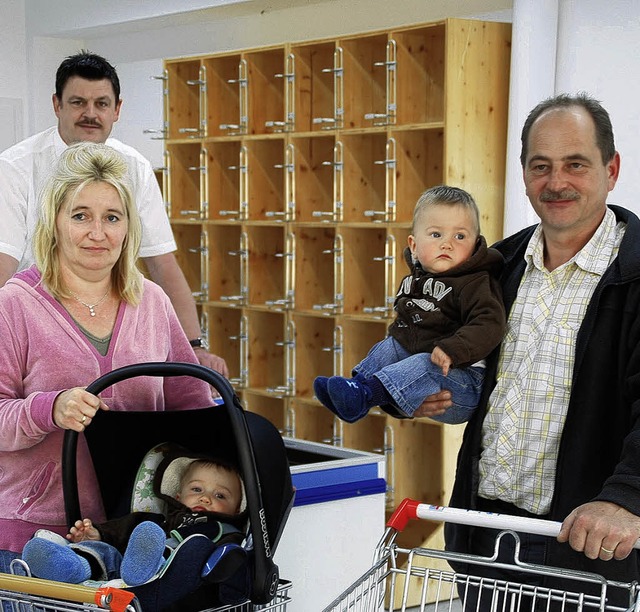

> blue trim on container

[
  {"left": 292, "top": 478, "right": 387, "bottom": 507},
  {"left": 291, "top": 463, "right": 380, "bottom": 489}
]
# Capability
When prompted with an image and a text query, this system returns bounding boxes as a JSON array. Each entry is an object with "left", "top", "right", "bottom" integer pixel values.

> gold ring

[
  {"left": 81, "top": 415, "right": 87, "bottom": 424},
  {"left": 600, "top": 546, "right": 615, "bottom": 555}
]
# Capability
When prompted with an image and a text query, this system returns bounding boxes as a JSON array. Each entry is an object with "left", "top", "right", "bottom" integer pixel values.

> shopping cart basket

[
  {"left": 0, "top": 566, "right": 291, "bottom": 612},
  {"left": 323, "top": 498, "right": 640, "bottom": 612}
]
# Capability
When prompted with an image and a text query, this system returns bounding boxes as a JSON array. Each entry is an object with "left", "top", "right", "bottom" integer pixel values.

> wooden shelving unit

[{"left": 161, "top": 17, "right": 511, "bottom": 561}]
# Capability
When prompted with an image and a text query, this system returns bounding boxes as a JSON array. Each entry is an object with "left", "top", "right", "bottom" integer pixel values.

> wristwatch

[{"left": 189, "top": 337, "right": 209, "bottom": 350}]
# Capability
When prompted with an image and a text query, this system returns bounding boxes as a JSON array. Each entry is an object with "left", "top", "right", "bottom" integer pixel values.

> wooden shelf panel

[
  {"left": 340, "top": 33, "right": 389, "bottom": 130},
  {"left": 245, "top": 47, "right": 287, "bottom": 135},
  {"left": 166, "top": 59, "right": 202, "bottom": 139},
  {"left": 203, "top": 54, "right": 243, "bottom": 138},
  {"left": 291, "top": 41, "right": 337, "bottom": 133}
]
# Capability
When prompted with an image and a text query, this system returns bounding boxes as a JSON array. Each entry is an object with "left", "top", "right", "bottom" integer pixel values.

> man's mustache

[{"left": 539, "top": 191, "right": 580, "bottom": 202}]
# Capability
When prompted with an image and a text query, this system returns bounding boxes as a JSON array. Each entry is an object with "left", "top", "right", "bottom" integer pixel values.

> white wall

[
  {"left": 0, "top": 0, "right": 27, "bottom": 146},
  {"left": 556, "top": 0, "right": 640, "bottom": 219}
]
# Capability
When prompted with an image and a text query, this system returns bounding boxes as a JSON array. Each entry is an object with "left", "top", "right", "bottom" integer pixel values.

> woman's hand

[
  {"left": 67, "top": 518, "right": 101, "bottom": 542},
  {"left": 53, "top": 387, "right": 109, "bottom": 432},
  {"left": 413, "top": 390, "right": 453, "bottom": 419}
]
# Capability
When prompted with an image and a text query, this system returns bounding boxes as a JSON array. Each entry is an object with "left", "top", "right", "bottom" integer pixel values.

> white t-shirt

[{"left": 0, "top": 126, "right": 176, "bottom": 269}]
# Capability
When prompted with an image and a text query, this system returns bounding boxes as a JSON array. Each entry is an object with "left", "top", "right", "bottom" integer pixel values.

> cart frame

[
  {"left": 323, "top": 499, "right": 640, "bottom": 612},
  {"left": 0, "top": 564, "right": 291, "bottom": 612}
]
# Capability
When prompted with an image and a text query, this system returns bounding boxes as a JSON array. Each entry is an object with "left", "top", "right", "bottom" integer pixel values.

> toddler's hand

[
  {"left": 67, "top": 518, "right": 100, "bottom": 542},
  {"left": 431, "top": 346, "right": 453, "bottom": 376}
]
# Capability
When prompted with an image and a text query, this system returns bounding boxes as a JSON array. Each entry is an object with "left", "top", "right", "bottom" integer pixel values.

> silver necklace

[{"left": 70, "top": 289, "right": 110, "bottom": 317}]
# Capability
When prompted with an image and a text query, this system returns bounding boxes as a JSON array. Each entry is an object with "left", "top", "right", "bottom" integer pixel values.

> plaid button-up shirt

[{"left": 478, "top": 209, "right": 625, "bottom": 514}]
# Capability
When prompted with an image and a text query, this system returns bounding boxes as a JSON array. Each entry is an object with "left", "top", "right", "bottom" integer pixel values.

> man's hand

[
  {"left": 194, "top": 347, "right": 229, "bottom": 378},
  {"left": 558, "top": 501, "right": 640, "bottom": 560},
  {"left": 413, "top": 390, "right": 453, "bottom": 419}
]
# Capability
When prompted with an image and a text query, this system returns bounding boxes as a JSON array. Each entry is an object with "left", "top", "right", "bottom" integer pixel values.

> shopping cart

[
  {"left": 0, "top": 567, "right": 291, "bottom": 612},
  {"left": 323, "top": 498, "right": 640, "bottom": 612}
]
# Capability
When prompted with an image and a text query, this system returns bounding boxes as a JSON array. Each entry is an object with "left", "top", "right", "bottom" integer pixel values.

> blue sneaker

[
  {"left": 326, "top": 376, "right": 372, "bottom": 423},
  {"left": 120, "top": 521, "right": 166, "bottom": 586},
  {"left": 313, "top": 376, "right": 338, "bottom": 413},
  {"left": 23, "top": 538, "right": 91, "bottom": 584}
]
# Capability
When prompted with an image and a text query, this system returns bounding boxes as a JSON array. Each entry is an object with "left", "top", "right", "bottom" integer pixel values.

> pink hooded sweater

[{"left": 0, "top": 266, "right": 214, "bottom": 551}]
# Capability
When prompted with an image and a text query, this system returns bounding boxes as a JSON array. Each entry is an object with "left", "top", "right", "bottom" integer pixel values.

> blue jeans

[
  {"left": 68, "top": 540, "right": 122, "bottom": 581},
  {"left": 354, "top": 336, "right": 484, "bottom": 423},
  {"left": 2, "top": 540, "right": 121, "bottom": 582}
]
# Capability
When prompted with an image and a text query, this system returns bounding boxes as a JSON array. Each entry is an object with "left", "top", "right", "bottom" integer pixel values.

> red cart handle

[{"left": 386, "top": 498, "right": 421, "bottom": 531}]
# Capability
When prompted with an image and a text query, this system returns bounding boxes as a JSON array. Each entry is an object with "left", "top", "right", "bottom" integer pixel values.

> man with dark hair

[
  {"left": 0, "top": 51, "right": 227, "bottom": 375},
  {"left": 419, "top": 93, "right": 640, "bottom": 601}
]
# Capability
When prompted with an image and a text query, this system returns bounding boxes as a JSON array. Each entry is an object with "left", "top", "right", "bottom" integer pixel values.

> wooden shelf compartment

[
  {"left": 337, "top": 318, "right": 388, "bottom": 377},
  {"left": 245, "top": 47, "right": 287, "bottom": 135},
  {"left": 245, "top": 139, "right": 287, "bottom": 220},
  {"left": 341, "top": 413, "right": 388, "bottom": 459},
  {"left": 166, "top": 59, "right": 203, "bottom": 139},
  {"left": 165, "top": 142, "right": 203, "bottom": 220},
  {"left": 246, "top": 225, "right": 292, "bottom": 308},
  {"left": 203, "top": 306, "right": 245, "bottom": 385},
  {"left": 291, "top": 40, "right": 338, "bottom": 132},
  {"left": 392, "top": 128, "right": 444, "bottom": 223},
  {"left": 291, "top": 313, "right": 336, "bottom": 399},
  {"left": 340, "top": 226, "right": 392, "bottom": 317},
  {"left": 288, "top": 398, "right": 337, "bottom": 444},
  {"left": 205, "top": 224, "right": 246, "bottom": 305},
  {"left": 242, "top": 391, "right": 287, "bottom": 435},
  {"left": 388, "top": 226, "right": 411, "bottom": 290},
  {"left": 171, "top": 223, "right": 206, "bottom": 301},
  {"left": 339, "top": 32, "right": 389, "bottom": 129},
  {"left": 340, "top": 133, "right": 388, "bottom": 222},
  {"left": 291, "top": 134, "right": 335, "bottom": 221},
  {"left": 203, "top": 53, "right": 245, "bottom": 138},
  {"left": 392, "top": 24, "right": 445, "bottom": 125},
  {"left": 206, "top": 141, "right": 243, "bottom": 220},
  {"left": 245, "top": 309, "right": 287, "bottom": 393},
  {"left": 292, "top": 225, "right": 339, "bottom": 315}
]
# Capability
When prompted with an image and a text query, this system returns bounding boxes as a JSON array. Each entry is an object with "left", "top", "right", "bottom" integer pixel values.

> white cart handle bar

[{"left": 387, "top": 498, "right": 640, "bottom": 549}]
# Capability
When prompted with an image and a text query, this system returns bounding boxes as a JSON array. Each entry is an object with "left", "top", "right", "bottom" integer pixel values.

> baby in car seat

[{"left": 22, "top": 447, "right": 247, "bottom": 589}]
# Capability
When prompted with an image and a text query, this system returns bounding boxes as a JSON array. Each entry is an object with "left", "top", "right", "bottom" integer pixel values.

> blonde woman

[{"left": 0, "top": 142, "right": 212, "bottom": 570}]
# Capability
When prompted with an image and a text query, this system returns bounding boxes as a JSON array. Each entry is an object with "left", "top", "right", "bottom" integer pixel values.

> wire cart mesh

[
  {"left": 323, "top": 499, "right": 640, "bottom": 612},
  {"left": 0, "top": 565, "right": 291, "bottom": 612}
]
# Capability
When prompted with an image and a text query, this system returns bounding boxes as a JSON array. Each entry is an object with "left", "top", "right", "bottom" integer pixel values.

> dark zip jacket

[
  {"left": 446, "top": 205, "right": 640, "bottom": 584},
  {"left": 389, "top": 237, "right": 506, "bottom": 369}
]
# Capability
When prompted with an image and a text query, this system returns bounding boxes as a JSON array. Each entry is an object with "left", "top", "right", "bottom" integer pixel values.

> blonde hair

[
  {"left": 33, "top": 142, "right": 143, "bottom": 304},
  {"left": 412, "top": 185, "right": 481, "bottom": 237}
]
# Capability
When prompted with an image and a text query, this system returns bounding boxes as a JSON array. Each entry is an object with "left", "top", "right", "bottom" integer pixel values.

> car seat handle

[
  {"left": 63, "top": 362, "right": 280, "bottom": 604},
  {"left": 84, "top": 361, "right": 237, "bottom": 403}
]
